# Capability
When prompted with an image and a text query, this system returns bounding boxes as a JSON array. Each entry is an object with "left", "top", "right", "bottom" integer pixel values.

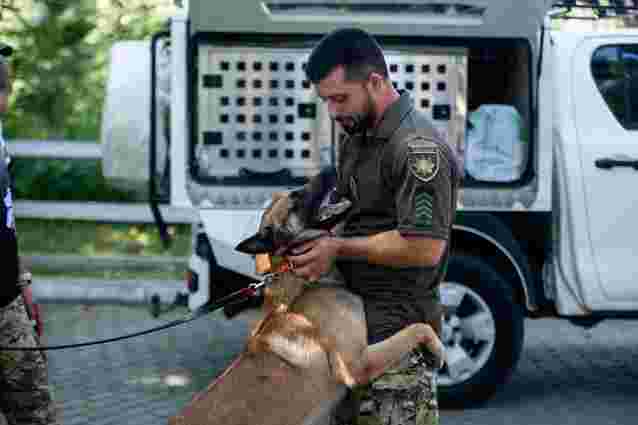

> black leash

[{"left": 0, "top": 279, "right": 269, "bottom": 351}]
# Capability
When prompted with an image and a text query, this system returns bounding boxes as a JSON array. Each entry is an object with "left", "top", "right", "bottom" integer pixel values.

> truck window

[{"left": 591, "top": 44, "right": 638, "bottom": 130}]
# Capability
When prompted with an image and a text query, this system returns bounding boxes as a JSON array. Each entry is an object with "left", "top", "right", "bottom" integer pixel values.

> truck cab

[
  {"left": 548, "top": 26, "right": 638, "bottom": 317},
  {"left": 101, "top": 0, "right": 638, "bottom": 407}
]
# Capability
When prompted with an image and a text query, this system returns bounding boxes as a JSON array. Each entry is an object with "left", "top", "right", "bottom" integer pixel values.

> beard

[{"left": 335, "top": 90, "right": 376, "bottom": 136}]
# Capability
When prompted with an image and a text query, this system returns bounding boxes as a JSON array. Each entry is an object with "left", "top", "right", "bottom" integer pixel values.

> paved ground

[
  {"left": 40, "top": 302, "right": 248, "bottom": 425},
  {"left": 444, "top": 318, "right": 638, "bottom": 425},
  {"left": 30, "top": 278, "right": 638, "bottom": 425}
]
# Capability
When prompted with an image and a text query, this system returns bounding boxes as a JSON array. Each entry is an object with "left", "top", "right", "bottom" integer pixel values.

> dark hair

[{"left": 305, "top": 28, "right": 388, "bottom": 84}]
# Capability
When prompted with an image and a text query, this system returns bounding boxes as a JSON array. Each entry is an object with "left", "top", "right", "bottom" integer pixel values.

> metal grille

[
  {"left": 195, "top": 45, "right": 466, "bottom": 182},
  {"left": 384, "top": 48, "right": 467, "bottom": 161}
]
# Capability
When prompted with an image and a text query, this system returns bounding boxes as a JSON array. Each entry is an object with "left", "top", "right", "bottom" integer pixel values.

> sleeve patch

[
  {"left": 414, "top": 191, "right": 433, "bottom": 228},
  {"left": 408, "top": 141, "right": 440, "bottom": 183}
]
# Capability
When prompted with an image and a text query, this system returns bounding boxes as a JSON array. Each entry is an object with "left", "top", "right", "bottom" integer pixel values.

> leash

[
  {"left": 172, "top": 258, "right": 296, "bottom": 412},
  {"left": 0, "top": 277, "right": 271, "bottom": 352}
]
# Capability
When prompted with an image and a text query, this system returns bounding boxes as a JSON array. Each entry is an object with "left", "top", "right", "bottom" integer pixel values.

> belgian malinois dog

[{"left": 168, "top": 169, "right": 444, "bottom": 425}]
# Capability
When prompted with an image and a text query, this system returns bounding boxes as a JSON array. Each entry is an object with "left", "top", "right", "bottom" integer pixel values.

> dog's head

[{"left": 235, "top": 168, "right": 351, "bottom": 256}]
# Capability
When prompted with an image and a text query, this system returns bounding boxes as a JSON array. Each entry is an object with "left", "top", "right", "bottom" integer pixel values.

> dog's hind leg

[{"left": 354, "top": 323, "right": 444, "bottom": 385}]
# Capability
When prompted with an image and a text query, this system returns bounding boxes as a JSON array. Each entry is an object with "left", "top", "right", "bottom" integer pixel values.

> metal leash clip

[{"left": 250, "top": 273, "right": 273, "bottom": 295}]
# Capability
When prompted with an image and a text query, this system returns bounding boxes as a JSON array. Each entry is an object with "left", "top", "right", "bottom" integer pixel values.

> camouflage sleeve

[{"left": 391, "top": 133, "right": 454, "bottom": 240}]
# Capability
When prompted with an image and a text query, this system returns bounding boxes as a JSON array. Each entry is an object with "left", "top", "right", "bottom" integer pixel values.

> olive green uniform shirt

[{"left": 334, "top": 91, "right": 460, "bottom": 343}]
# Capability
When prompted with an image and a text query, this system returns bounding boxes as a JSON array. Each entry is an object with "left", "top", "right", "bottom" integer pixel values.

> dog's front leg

[{"left": 353, "top": 323, "right": 444, "bottom": 385}]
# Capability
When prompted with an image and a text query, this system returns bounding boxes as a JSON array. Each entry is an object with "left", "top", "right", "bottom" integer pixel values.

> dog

[{"left": 168, "top": 168, "right": 444, "bottom": 425}]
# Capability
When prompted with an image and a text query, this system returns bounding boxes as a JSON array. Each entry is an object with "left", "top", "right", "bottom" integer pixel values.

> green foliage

[
  {"left": 0, "top": 0, "right": 171, "bottom": 140},
  {"left": 10, "top": 157, "right": 136, "bottom": 201},
  {"left": 16, "top": 217, "right": 192, "bottom": 258},
  {"left": 0, "top": 1, "right": 173, "bottom": 201}
]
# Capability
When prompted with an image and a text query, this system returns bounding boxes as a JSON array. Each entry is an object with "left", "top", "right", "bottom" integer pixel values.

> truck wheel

[{"left": 437, "top": 254, "right": 524, "bottom": 408}]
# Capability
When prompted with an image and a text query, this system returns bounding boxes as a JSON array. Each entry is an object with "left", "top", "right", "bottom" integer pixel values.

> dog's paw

[
  {"left": 330, "top": 350, "right": 358, "bottom": 388},
  {"left": 431, "top": 337, "right": 446, "bottom": 370}
]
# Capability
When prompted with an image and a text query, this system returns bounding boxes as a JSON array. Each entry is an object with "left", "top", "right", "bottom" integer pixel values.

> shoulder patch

[{"left": 407, "top": 138, "right": 440, "bottom": 183}]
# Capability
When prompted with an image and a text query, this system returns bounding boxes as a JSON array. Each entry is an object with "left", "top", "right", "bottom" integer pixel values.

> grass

[
  {"left": 31, "top": 268, "right": 187, "bottom": 281},
  {"left": 16, "top": 218, "right": 192, "bottom": 258},
  {"left": 16, "top": 218, "right": 192, "bottom": 280}
]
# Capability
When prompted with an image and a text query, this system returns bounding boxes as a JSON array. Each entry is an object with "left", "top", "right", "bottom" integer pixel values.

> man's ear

[{"left": 235, "top": 233, "right": 274, "bottom": 254}]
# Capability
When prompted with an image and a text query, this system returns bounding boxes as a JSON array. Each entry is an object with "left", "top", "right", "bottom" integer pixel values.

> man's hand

[{"left": 287, "top": 236, "right": 341, "bottom": 282}]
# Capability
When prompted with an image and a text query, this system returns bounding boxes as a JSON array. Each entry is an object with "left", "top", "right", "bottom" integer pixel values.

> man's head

[{"left": 305, "top": 28, "right": 398, "bottom": 136}]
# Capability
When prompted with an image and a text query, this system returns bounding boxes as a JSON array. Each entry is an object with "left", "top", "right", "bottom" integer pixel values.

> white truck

[{"left": 101, "top": 0, "right": 638, "bottom": 407}]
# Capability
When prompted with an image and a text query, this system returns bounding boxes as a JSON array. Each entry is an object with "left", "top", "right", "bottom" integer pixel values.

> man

[
  {"left": 0, "top": 44, "right": 58, "bottom": 425},
  {"left": 266, "top": 28, "right": 460, "bottom": 424}
]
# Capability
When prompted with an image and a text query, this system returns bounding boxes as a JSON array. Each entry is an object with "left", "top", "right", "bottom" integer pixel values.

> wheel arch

[{"left": 450, "top": 213, "right": 538, "bottom": 314}]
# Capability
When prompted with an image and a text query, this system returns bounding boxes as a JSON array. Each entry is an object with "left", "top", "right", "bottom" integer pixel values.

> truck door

[{"left": 573, "top": 36, "right": 638, "bottom": 305}]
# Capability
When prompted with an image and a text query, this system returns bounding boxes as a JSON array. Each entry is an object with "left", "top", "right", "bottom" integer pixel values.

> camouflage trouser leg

[
  {"left": 0, "top": 296, "right": 58, "bottom": 425},
  {"left": 358, "top": 351, "right": 439, "bottom": 425}
]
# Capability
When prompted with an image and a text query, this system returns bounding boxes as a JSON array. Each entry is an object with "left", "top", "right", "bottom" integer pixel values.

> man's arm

[
  {"left": 289, "top": 231, "right": 446, "bottom": 281},
  {"left": 334, "top": 230, "right": 445, "bottom": 268}
]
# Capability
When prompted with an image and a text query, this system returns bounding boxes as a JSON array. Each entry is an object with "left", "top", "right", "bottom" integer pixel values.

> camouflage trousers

[
  {"left": 0, "top": 296, "right": 58, "bottom": 425},
  {"left": 336, "top": 351, "right": 439, "bottom": 425}
]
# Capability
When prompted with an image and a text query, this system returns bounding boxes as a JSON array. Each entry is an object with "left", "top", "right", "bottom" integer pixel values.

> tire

[{"left": 437, "top": 254, "right": 525, "bottom": 408}]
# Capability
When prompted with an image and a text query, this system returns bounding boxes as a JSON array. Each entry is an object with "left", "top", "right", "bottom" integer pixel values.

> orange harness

[{"left": 255, "top": 253, "right": 294, "bottom": 274}]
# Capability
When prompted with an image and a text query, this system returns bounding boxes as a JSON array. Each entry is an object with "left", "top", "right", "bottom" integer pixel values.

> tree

[
  {"left": 0, "top": 1, "right": 174, "bottom": 202},
  {"left": 0, "top": 0, "right": 172, "bottom": 139}
]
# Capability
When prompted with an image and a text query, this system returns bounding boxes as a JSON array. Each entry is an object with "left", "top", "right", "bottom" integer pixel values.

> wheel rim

[{"left": 437, "top": 281, "right": 496, "bottom": 387}]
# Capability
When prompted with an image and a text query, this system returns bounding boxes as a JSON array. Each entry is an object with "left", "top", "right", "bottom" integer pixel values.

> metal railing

[{"left": 8, "top": 139, "right": 196, "bottom": 224}]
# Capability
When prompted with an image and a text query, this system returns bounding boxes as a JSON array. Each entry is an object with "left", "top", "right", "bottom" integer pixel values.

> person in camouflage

[
  {"left": 266, "top": 28, "right": 461, "bottom": 424},
  {"left": 0, "top": 44, "right": 58, "bottom": 425}
]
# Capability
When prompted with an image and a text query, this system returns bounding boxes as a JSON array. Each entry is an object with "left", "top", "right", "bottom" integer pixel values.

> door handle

[{"left": 594, "top": 157, "right": 638, "bottom": 170}]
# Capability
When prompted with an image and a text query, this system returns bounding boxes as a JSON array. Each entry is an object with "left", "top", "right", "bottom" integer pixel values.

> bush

[
  {"left": 16, "top": 218, "right": 191, "bottom": 258},
  {"left": 11, "top": 157, "right": 137, "bottom": 202}
]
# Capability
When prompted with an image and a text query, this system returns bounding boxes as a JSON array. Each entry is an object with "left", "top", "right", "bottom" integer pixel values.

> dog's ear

[
  {"left": 311, "top": 196, "right": 352, "bottom": 229},
  {"left": 235, "top": 233, "right": 274, "bottom": 254},
  {"left": 302, "top": 167, "right": 338, "bottom": 220}
]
